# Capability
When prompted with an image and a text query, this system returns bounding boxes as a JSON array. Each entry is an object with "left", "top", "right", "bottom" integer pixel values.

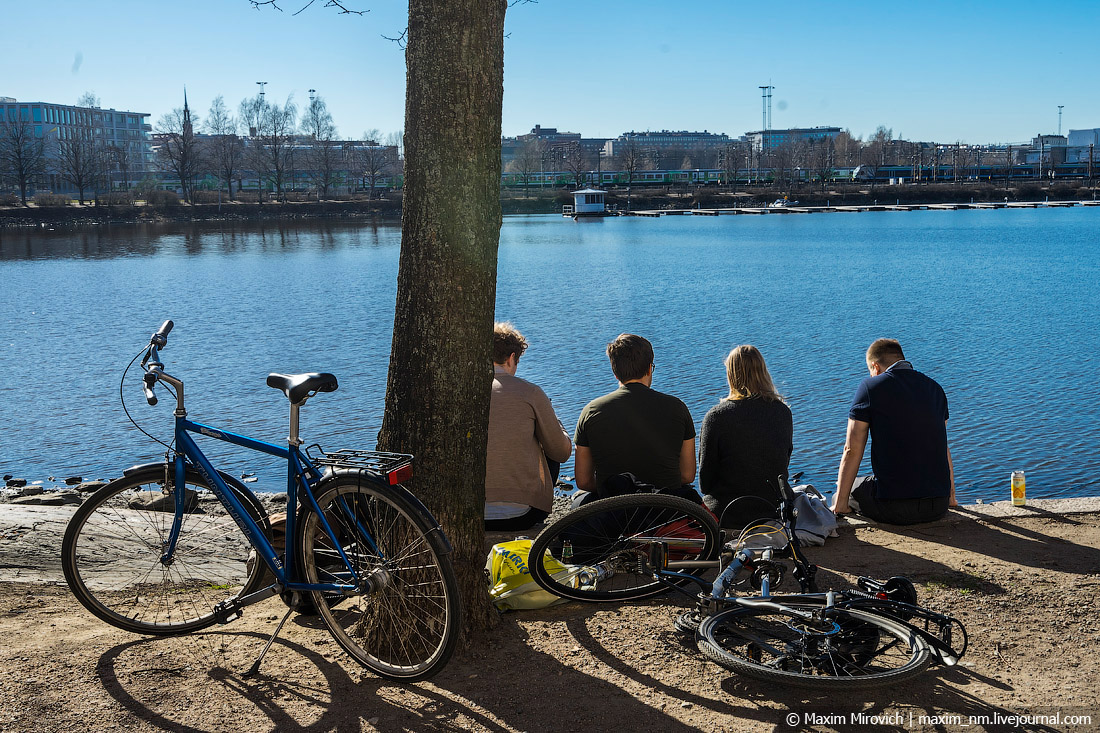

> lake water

[{"left": 2, "top": 208, "right": 1098, "bottom": 504}]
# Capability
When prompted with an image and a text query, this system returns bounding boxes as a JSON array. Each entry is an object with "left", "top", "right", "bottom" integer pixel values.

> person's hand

[{"left": 830, "top": 497, "right": 852, "bottom": 515}]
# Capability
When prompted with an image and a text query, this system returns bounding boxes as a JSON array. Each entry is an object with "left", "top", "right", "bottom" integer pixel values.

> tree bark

[{"left": 377, "top": 0, "right": 507, "bottom": 638}]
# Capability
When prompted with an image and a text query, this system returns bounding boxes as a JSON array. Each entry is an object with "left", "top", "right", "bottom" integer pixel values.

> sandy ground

[{"left": 1, "top": 501, "right": 1099, "bottom": 732}]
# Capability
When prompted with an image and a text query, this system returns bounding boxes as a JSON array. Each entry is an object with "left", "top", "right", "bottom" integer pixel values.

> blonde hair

[{"left": 724, "top": 345, "right": 783, "bottom": 402}]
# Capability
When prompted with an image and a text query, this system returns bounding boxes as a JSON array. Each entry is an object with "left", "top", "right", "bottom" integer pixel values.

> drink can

[{"left": 1011, "top": 470, "right": 1026, "bottom": 506}]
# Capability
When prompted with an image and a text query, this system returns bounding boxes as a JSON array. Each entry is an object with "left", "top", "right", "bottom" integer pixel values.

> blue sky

[{"left": 2, "top": 0, "right": 1097, "bottom": 145}]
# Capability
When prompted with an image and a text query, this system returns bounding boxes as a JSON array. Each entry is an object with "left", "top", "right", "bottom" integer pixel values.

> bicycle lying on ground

[
  {"left": 61, "top": 321, "right": 460, "bottom": 680},
  {"left": 527, "top": 476, "right": 967, "bottom": 689}
]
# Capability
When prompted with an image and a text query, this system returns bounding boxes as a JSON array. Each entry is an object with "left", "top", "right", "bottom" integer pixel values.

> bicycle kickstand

[{"left": 243, "top": 604, "right": 295, "bottom": 678}]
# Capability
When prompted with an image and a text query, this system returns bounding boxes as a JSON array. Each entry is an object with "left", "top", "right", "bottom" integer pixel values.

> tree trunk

[{"left": 376, "top": 0, "right": 506, "bottom": 639}]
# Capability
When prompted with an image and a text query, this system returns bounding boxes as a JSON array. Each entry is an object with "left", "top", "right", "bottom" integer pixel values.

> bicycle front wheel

[
  {"left": 529, "top": 494, "right": 720, "bottom": 602},
  {"left": 697, "top": 604, "right": 931, "bottom": 690},
  {"left": 298, "top": 476, "right": 460, "bottom": 680},
  {"left": 61, "top": 466, "right": 270, "bottom": 635}
]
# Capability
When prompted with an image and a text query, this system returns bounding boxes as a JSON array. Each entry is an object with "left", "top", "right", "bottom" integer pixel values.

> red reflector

[
  {"left": 388, "top": 463, "right": 413, "bottom": 485},
  {"left": 876, "top": 592, "right": 888, "bottom": 600}
]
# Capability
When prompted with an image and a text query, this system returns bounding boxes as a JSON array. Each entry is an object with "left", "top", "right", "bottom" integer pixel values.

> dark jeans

[
  {"left": 850, "top": 476, "right": 949, "bottom": 525},
  {"left": 485, "top": 506, "right": 549, "bottom": 531}
]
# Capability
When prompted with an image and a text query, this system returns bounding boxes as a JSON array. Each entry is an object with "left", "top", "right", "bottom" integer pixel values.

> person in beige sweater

[{"left": 485, "top": 322, "right": 573, "bottom": 530}]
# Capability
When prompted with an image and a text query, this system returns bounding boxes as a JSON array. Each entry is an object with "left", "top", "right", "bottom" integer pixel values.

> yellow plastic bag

[{"left": 486, "top": 539, "right": 576, "bottom": 611}]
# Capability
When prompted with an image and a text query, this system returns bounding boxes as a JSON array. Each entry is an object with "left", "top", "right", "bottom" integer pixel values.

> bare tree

[
  {"left": 239, "top": 95, "right": 268, "bottom": 201},
  {"left": 719, "top": 142, "right": 743, "bottom": 190},
  {"left": 106, "top": 144, "right": 132, "bottom": 192},
  {"left": 55, "top": 133, "right": 103, "bottom": 204},
  {"left": 205, "top": 96, "right": 244, "bottom": 200},
  {"left": 616, "top": 137, "right": 644, "bottom": 210},
  {"left": 385, "top": 130, "right": 403, "bottom": 187},
  {"left": 0, "top": 117, "right": 47, "bottom": 205},
  {"left": 506, "top": 137, "right": 542, "bottom": 196},
  {"left": 348, "top": 128, "right": 391, "bottom": 199},
  {"left": 808, "top": 138, "right": 834, "bottom": 192},
  {"left": 954, "top": 143, "right": 973, "bottom": 183},
  {"left": 561, "top": 141, "right": 587, "bottom": 189},
  {"left": 861, "top": 126, "right": 892, "bottom": 190},
  {"left": 301, "top": 94, "right": 340, "bottom": 198},
  {"left": 255, "top": 96, "right": 298, "bottom": 200},
  {"left": 156, "top": 105, "right": 203, "bottom": 203},
  {"left": 833, "top": 129, "right": 860, "bottom": 168},
  {"left": 76, "top": 91, "right": 101, "bottom": 109}
]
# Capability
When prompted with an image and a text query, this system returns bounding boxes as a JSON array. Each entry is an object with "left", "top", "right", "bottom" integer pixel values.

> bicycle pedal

[{"left": 213, "top": 601, "right": 242, "bottom": 624}]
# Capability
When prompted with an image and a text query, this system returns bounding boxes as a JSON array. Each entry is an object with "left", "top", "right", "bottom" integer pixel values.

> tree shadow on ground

[{"left": 832, "top": 509, "right": 1100, "bottom": 579}]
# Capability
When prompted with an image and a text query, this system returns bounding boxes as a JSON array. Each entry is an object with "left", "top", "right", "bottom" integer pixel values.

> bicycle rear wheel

[
  {"left": 298, "top": 476, "right": 460, "bottom": 680},
  {"left": 528, "top": 494, "right": 720, "bottom": 602},
  {"left": 697, "top": 604, "right": 931, "bottom": 690},
  {"left": 61, "top": 465, "right": 270, "bottom": 635}
]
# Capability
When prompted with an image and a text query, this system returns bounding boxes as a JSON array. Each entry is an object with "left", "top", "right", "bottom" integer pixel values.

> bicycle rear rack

[{"left": 305, "top": 446, "right": 413, "bottom": 478}]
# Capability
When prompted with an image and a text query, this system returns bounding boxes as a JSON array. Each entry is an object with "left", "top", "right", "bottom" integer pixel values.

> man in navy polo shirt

[{"left": 830, "top": 338, "right": 956, "bottom": 524}]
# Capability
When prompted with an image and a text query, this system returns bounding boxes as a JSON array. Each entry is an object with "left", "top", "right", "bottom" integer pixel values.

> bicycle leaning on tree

[
  {"left": 527, "top": 474, "right": 968, "bottom": 690},
  {"left": 61, "top": 320, "right": 461, "bottom": 680}
]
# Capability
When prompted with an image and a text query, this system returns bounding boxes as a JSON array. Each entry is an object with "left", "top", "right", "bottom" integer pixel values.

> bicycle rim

[
  {"left": 528, "top": 494, "right": 719, "bottom": 602},
  {"left": 697, "top": 604, "right": 931, "bottom": 689},
  {"left": 299, "top": 477, "right": 460, "bottom": 680},
  {"left": 61, "top": 467, "right": 269, "bottom": 635}
]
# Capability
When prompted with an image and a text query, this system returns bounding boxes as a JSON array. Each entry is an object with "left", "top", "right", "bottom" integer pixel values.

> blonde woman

[{"left": 698, "top": 345, "right": 793, "bottom": 518}]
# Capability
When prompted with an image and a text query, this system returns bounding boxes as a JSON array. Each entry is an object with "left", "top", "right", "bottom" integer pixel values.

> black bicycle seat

[{"left": 267, "top": 372, "right": 338, "bottom": 404}]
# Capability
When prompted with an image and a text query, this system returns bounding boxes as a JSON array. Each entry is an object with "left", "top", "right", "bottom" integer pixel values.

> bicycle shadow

[
  {"left": 716, "top": 666, "right": 1061, "bottom": 733},
  {"left": 92, "top": 625, "right": 703, "bottom": 733}
]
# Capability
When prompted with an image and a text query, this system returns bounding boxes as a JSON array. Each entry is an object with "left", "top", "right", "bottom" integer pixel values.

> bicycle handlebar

[
  {"left": 151, "top": 320, "right": 173, "bottom": 347},
  {"left": 140, "top": 320, "right": 173, "bottom": 405}
]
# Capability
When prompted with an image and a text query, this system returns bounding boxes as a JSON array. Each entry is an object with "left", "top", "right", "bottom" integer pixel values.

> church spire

[{"left": 182, "top": 87, "right": 192, "bottom": 137}]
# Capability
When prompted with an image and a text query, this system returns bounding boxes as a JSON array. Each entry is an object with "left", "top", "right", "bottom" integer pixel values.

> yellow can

[{"left": 1011, "top": 470, "right": 1026, "bottom": 506}]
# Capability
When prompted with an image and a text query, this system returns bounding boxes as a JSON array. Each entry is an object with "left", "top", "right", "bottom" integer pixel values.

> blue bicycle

[{"left": 61, "top": 321, "right": 461, "bottom": 680}]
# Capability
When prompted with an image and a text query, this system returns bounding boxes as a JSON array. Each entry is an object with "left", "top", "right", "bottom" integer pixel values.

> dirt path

[{"left": 2, "top": 505, "right": 1099, "bottom": 732}]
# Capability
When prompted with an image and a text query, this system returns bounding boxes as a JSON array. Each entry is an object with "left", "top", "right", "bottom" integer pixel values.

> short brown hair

[
  {"left": 866, "top": 338, "right": 905, "bottom": 367},
  {"left": 606, "top": 334, "right": 653, "bottom": 382},
  {"left": 725, "top": 345, "right": 783, "bottom": 402},
  {"left": 492, "top": 322, "right": 528, "bottom": 364}
]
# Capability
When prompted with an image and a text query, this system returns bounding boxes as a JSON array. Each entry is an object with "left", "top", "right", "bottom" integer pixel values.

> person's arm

[
  {"left": 946, "top": 421, "right": 956, "bottom": 506},
  {"left": 831, "top": 418, "right": 869, "bottom": 514},
  {"left": 530, "top": 387, "right": 572, "bottom": 463},
  {"left": 697, "top": 414, "right": 715, "bottom": 494},
  {"left": 574, "top": 445, "right": 596, "bottom": 492},
  {"left": 679, "top": 437, "right": 697, "bottom": 485}
]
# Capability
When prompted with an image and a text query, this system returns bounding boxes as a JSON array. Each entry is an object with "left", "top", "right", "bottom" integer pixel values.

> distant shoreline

[{"left": 3, "top": 180, "right": 1098, "bottom": 229}]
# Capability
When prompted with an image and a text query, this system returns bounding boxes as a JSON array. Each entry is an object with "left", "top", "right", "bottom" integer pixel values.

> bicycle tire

[
  {"left": 297, "top": 475, "right": 460, "bottom": 680},
  {"left": 697, "top": 604, "right": 931, "bottom": 690},
  {"left": 62, "top": 465, "right": 270, "bottom": 635},
  {"left": 528, "top": 494, "right": 720, "bottom": 603}
]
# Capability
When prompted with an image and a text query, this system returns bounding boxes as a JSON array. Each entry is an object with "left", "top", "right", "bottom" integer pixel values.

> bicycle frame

[{"left": 163, "top": 413, "right": 366, "bottom": 597}]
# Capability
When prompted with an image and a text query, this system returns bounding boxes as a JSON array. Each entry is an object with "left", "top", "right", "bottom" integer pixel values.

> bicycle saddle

[{"left": 267, "top": 372, "right": 339, "bottom": 404}]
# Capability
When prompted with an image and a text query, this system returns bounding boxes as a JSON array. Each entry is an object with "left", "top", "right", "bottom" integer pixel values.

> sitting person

[
  {"left": 573, "top": 334, "right": 696, "bottom": 496},
  {"left": 698, "top": 345, "right": 793, "bottom": 520},
  {"left": 829, "top": 338, "right": 956, "bottom": 525},
  {"left": 485, "top": 322, "right": 572, "bottom": 531}
]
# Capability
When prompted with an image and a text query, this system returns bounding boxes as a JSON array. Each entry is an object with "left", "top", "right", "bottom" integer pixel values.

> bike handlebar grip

[
  {"left": 142, "top": 371, "right": 158, "bottom": 406},
  {"left": 151, "top": 320, "right": 174, "bottom": 347}
]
